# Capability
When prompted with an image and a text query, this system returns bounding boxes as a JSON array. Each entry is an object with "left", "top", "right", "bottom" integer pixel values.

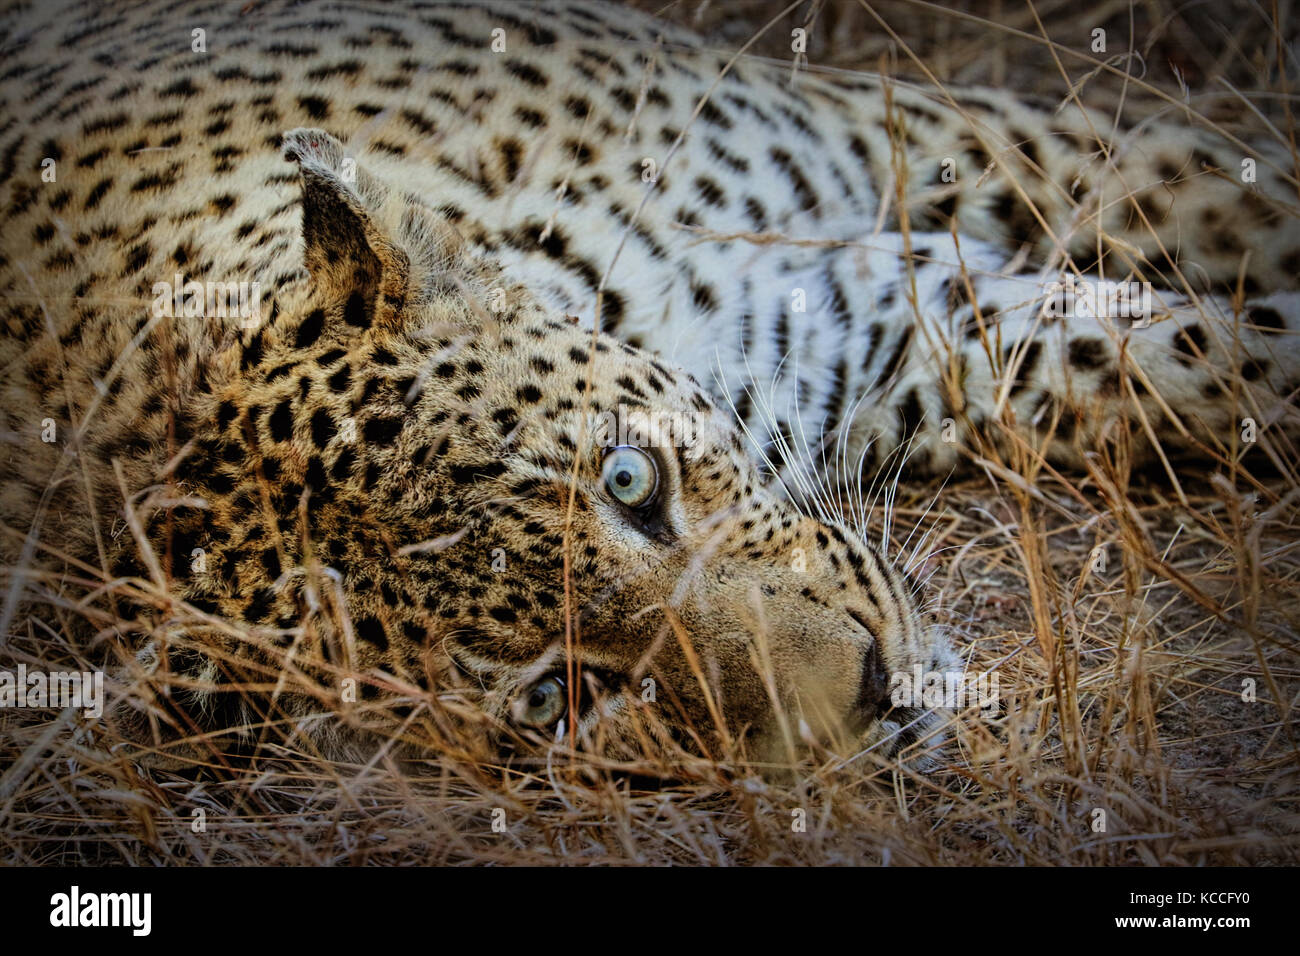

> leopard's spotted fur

[{"left": 1, "top": 0, "right": 1297, "bottom": 765}]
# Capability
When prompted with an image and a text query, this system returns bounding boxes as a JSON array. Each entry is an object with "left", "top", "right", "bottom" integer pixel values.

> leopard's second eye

[
  {"left": 518, "top": 675, "right": 566, "bottom": 729},
  {"left": 601, "top": 445, "right": 658, "bottom": 509}
]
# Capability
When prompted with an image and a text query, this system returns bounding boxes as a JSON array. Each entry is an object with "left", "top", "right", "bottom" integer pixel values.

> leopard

[{"left": 1, "top": 0, "right": 1297, "bottom": 770}]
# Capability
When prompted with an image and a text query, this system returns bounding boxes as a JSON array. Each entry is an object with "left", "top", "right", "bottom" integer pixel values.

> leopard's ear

[{"left": 281, "top": 127, "right": 462, "bottom": 330}]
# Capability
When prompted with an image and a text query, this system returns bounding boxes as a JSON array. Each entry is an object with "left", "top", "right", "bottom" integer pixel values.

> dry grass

[{"left": 2, "top": 0, "right": 1299, "bottom": 865}]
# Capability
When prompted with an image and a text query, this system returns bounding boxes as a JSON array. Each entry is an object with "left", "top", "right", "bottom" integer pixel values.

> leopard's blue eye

[{"left": 602, "top": 445, "right": 658, "bottom": 509}]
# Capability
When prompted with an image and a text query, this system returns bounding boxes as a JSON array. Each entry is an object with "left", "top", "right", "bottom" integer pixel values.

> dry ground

[{"left": 1, "top": 0, "right": 1298, "bottom": 865}]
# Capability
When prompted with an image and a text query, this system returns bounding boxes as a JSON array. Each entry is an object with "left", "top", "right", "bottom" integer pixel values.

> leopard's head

[{"left": 185, "top": 129, "right": 950, "bottom": 766}]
